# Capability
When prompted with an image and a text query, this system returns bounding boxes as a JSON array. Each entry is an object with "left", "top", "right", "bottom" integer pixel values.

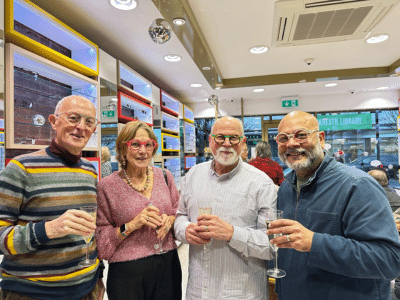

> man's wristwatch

[{"left": 120, "top": 224, "right": 129, "bottom": 237}]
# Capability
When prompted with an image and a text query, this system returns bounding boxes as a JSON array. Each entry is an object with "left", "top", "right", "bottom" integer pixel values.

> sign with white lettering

[{"left": 317, "top": 113, "right": 372, "bottom": 131}]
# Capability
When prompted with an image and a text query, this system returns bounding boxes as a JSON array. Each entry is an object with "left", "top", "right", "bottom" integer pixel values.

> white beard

[{"left": 214, "top": 147, "right": 240, "bottom": 166}]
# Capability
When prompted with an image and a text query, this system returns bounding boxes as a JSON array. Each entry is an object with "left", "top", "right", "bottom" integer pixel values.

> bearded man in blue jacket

[{"left": 267, "top": 111, "right": 400, "bottom": 300}]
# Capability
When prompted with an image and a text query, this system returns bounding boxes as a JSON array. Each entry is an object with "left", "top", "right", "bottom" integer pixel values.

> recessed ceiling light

[
  {"left": 202, "top": 66, "right": 211, "bottom": 71},
  {"left": 299, "top": 79, "right": 307, "bottom": 83},
  {"left": 366, "top": 34, "right": 389, "bottom": 44},
  {"left": 253, "top": 88, "right": 265, "bottom": 92},
  {"left": 204, "top": 98, "right": 208, "bottom": 101},
  {"left": 376, "top": 86, "right": 389, "bottom": 90},
  {"left": 249, "top": 45, "right": 269, "bottom": 54},
  {"left": 190, "top": 83, "right": 203, "bottom": 88},
  {"left": 172, "top": 18, "right": 186, "bottom": 25},
  {"left": 110, "top": 0, "right": 138, "bottom": 10},
  {"left": 325, "top": 83, "right": 338, "bottom": 87},
  {"left": 164, "top": 54, "right": 181, "bottom": 62}
]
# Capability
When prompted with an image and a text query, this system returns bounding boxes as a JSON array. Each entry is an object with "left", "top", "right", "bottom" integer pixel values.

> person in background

[
  {"left": 96, "top": 121, "right": 181, "bottom": 300},
  {"left": 267, "top": 111, "right": 400, "bottom": 300},
  {"left": 0, "top": 95, "right": 104, "bottom": 300},
  {"left": 175, "top": 116, "right": 276, "bottom": 300},
  {"left": 101, "top": 146, "right": 112, "bottom": 178},
  {"left": 240, "top": 143, "right": 249, "bottom": 162},
  {"left": 368, "top": 169, "right": 400, "bottom": 212},
  {"left": 333, "top": 150, "right": 345, "bottom": 163},
  {"left": 248, "top": 140, "right": 284, "bottom": 186}
]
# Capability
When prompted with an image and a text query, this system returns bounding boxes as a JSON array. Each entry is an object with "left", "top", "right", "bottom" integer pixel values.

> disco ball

[
  {"left": 149, "top": 18, "right": 172, "bottom": 44},
  {"left": 208, "top": 94, "right": 219, "bottom": 106}
]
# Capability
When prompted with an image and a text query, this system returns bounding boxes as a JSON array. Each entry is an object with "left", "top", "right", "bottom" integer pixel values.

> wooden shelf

[
  {"left": 5, "top": 43, "right": 100, "bottom": 150},
  {"left": 6, "top": 0, "right": 98, "bottom": 76}
]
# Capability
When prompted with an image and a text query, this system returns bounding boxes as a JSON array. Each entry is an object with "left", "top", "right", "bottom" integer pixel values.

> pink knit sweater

[{"left": 95, "top": 167, "right": 180, "bottom": 263}]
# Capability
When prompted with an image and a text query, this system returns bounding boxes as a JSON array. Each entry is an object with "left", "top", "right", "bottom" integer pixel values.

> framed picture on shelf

[{"left": 117, "top": 91, "right": 153, "bottom": 126}]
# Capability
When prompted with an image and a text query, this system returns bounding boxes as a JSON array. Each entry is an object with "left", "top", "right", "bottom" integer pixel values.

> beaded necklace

[{"left": 123, "top": 167, "right": 150, "bottom": 192}]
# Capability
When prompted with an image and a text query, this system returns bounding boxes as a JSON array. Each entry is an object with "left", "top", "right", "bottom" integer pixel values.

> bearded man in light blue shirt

[{"left": 175, "top": 116, "right": 277, "bottom": 300}]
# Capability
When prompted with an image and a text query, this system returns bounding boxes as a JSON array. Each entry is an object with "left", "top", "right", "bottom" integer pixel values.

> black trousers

[{"left": 106, "top": 249, "right": 182, "bottom": 300}]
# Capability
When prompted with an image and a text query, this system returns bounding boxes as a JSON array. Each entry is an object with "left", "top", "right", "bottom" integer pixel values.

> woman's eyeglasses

[{"left": 126, "top": 139, "right": 158, "bottom": 151}]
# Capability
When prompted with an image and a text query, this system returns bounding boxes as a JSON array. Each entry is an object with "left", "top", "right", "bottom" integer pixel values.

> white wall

[{"left": 193, "top": 90, "right": 400, "bottom": 118}]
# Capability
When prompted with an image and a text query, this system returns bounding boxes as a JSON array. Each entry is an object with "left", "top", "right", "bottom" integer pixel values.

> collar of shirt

[{"left": 210, "top": 159, "right": 242, "bottom": 181}]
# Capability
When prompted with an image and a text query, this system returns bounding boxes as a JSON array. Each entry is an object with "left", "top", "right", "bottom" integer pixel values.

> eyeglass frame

[
  {"left": 126, "top": 138, "right": 158, "bottom": 151},
  {"left": 211, "top": 134, "right": 244, "bottom": 145},
  {"left": 56, "top": 111, "right": 100, "bottom": 128},
  {"left": 275, "top": 129, "right": 319, "bottom": 145}
]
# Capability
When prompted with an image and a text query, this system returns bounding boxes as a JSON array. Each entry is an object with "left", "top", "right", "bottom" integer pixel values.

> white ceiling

[{"left": 29, "top": 0, "right": 400, "bottom": 106}]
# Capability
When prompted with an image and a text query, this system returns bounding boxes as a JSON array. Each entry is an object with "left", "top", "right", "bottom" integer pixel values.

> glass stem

[
  {"left": 274, "top": 250, "right": 278, "bottom": 270},
  {"left": 86, "top": 242, "right": 90, "bottom": 261}
]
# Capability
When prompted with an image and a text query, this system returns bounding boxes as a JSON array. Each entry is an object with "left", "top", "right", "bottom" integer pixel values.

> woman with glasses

[{"left": 95, "top": 121, "right": 182, "bottom": 300}]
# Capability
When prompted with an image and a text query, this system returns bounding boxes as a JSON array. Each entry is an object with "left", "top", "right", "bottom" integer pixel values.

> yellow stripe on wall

[
  {"left": 1, "top": 259, "right": 99, "bottom": 281},
  {"left": 26, "top": 168, "right": 97, "bottom": 179}
]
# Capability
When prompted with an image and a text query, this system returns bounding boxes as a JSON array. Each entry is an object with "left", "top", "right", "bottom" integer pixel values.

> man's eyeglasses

[
  {"left": 275, "top": 129, "right": 319, "bottom": 145},
  {"left": 56, "top": 112, "right": 100, "bottom": 129},
  {"left": 126, "top": 139, "right": 158, "bottom": 151},
  {"left": 211, "top": 134, "right": 243, "bottom": 145}
]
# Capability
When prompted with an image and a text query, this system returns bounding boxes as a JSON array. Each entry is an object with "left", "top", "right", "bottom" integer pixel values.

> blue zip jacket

[{"left": 276, "top": 154, "right": 400, "bottom": 300}]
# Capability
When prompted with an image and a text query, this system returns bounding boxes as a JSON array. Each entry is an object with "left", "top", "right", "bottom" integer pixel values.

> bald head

[
  {"left": 211, "top": 116, "right": 244, "bottom": 136},
  {"left": 368, "top": 169, "right": 388, "bottom": 187},
  {"left": 278, "top": 111, "right": 319, "bottom": 132},
  {"left": 54, "top": 95, "right": 96, "bottom": 115}
]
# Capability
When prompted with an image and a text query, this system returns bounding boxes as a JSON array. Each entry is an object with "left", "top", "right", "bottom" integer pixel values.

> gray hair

[
  {"left": 54, "top": 95, "right": 95, "bottom": 115},
  {"left": 255, "top": 140, "right": 272, "bottom": 158},
  {"left": 368, "top": 169, "right": 388, "bottom": 187}
]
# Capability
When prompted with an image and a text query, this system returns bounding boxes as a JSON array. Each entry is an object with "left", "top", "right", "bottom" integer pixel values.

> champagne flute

[
  {"left": 78, "top": 206, "right": 97, "bottom": 267},
  {"left": 265, "top": 209, "right": 286, "bottom": 278},
  {"left": 148, "top": 203, "right": 165, "bottom": 254},
  {"left": 198, "top": 205, "right": 212, "bottom": 250}
]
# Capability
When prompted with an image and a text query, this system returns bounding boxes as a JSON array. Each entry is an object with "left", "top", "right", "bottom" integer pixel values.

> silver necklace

[{"left": 123, "top": 167, "right": 150, "bottom": 192}]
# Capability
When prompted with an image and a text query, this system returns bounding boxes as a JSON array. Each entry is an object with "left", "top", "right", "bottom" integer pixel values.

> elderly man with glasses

[
  {"left": 266, "top": 111, "right": 400, "bottom": 300},
  {"left": 175, "top": 116, "right": 277, "bottom": 300},
  {"left": 0, "top": 95, "right": 104, "bottom": 300}
]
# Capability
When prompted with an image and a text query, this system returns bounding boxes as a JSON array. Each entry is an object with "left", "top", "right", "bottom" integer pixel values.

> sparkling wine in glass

[
  {"left": 148, "top": 203, "right": 165, "bottom": 254},
  {"left": 265, "top": 209, "right": 286, "bottom": 278},
  {"left": 78, "top": 206, "right": 97, "bottom": 267},
  {"left": 198, "top": 206, "right": 212, "bottom": 250}
]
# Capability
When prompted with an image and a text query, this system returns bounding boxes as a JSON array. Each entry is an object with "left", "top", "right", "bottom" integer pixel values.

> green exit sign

[
  {"left": 282, "top": 100, "right": 298, "bottom": 108},
  {"left": 102, "top": 110, "right": 115, "bottom": 117}
]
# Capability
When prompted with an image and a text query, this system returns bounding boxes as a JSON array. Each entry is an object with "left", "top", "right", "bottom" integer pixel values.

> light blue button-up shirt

[{"left": 175, "top": 159, "right": 277, "bottom": 300}]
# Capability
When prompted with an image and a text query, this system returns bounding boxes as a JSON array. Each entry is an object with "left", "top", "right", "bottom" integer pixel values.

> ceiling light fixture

[
  {"left": 250, "top": 45, "right": 269, "bottom": 54},
  {"left": 164, "top": 54, "right": 181, "bottom": 62},
  {"left": 376, "top": 86, "right": 389, "bottom": 90},
  {"left": 190, "top": 83, "right": 203, "bottom": 88},
  {"left": 325, "top": 83, "right": 338, "bottom": 87},
  {"left": 173, "top": 18, "right": 186, "bottom": 25},
  {"left": 253, "top": 88, "right": 265, "bottom": 92},
  {"left": 366, "top": 34, "right": 389, "bottom": 44},
  {"left": 109, "top": 0, "right": 138, "bottom": 10}
]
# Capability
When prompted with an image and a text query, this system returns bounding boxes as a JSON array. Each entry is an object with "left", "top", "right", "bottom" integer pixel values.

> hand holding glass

[
  {"left": 265, "top": 209, "right": 286, "bottom": 278},
  {"left": 198, "top": 206, "right": 212, "bottom": 250},
  {"left": 78, "top": 206, "right": 97, "bottom": 267}
]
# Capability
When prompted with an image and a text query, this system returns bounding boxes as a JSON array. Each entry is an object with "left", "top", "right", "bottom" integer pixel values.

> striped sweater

[{"left": 0, "top": 148, "right": 99, "bottom": 300}]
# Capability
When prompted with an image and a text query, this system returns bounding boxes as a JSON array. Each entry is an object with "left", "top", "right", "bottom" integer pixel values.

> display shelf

[
  {"left": 6, "top": 0, "right": 98, "bottom": 76},
  {"left": 160, "top": 90, "right": 179, "bottom": 117},
  {"left": 117, "top": 60, "right": 152, "bottom": 104},
  {"left": 117, "top": 91, "right": 153, "bottom": 126},
  {"left": 161, "top": 133, "right": 180, "bottom": 152},
  {"left": 163, "top": 156, "right": 181, "bottom": 190},
  {"left": 185, "top": 155, "right": 196, "bottom": 170},
  {"left": 86, "top": 157, "right": 100, "bottom": 180},
  {"left": 183, "top": 121, "right": 196, "bottom": 153},
  {"left": 161, "top": 112, "right": 179, "bottom": 134},
  {"left": 5, "top": 43, "right": 100, "bottom": 150},
  {"left": 183, "top": 105, "right": 194, "bottom": 124}
]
